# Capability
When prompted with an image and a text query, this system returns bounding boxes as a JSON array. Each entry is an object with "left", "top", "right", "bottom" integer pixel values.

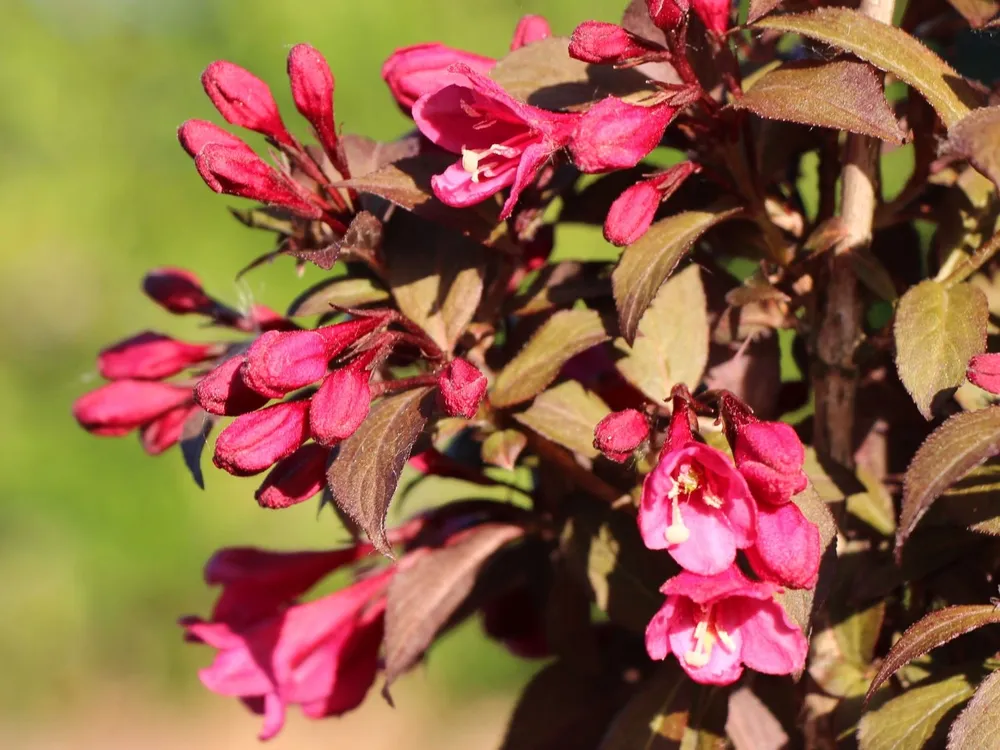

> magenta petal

[
  {"left": 668, "top": 502, "right": 737, "bottom": 576},
  {"left": 501, "top": 140, "right": 552, "bottom": 219},
  {"left": 746, "top": 502, "right": 821, "bottom": 589},
  {"left": 257, "top": 692, "right": 287, "bottom": 742},
  {"left": 722, "top": 485, "right": 756, "bottom": 548},
  {"left": 725, "top": 598, "right": 807, "bottom": 676},
  {"left": 431, "top": 161, "right": 515, "bottom": 208},
  {"left": 199, "top": 647, "right": 273, "bottom": 697},
  {"left": 667, "top": 597, "right": 744, "bottom": 685},
  {"left": 661, "top": 566, "right": 776, "bottom": 604},
  {"left": 645, "top": 597, "right": 678, "bottom": 660}
]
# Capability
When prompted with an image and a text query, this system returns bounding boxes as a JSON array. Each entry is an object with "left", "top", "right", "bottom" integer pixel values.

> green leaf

[
  {"left": 859, "top": 673, "right": 976, "bottom": 749},
  {"left": 865, "top": 606, "right": 1000, "bottom": 702},
  {"left": 491, "top": 36, "right": 654, "bottom": 112},
  {"left": 948, "top": 668, "right": 1000, "bottom": 748},
  {"left": 287, "top": 275, "right": 390, "bottom": 317},
  {"left": 941, "top": 460, "right": 1000, "bottom": 536},
  {"left": 894, "top": 280, "right": 987, "bottom": 419},
  {"left": 562, "top": 503, "right": 678, "bottom": 633},
  {"left": 898, "top": 407, "right": 1000, "bottom": 551},
  {"left": 514, "top": 381, "right": 610, "bottom": 459},
  {"left": 492, "top": 309, "right": 611, "bottom": 408},
  {"left": 754, "top": 8, "right": 982, "bottom": 128},
  {"left": 945, "top": 0, "right": 1000, "bottom": 28},
  {"left": 941, "top": 106, "right": 1000, "bottom": 192},
  {"left": 613, "top": 207, "right": 742, "bottom": 344},
  {"left": 734, "top": 58, "right": 904, "bottom": 144},
  {"left": 615, "top": 265, "right": 710, "bottom": 404},
  {"left": 382, "top": 522, "right": 524, "bottom": 689},
  {"left": 481, "top": 429, "right": 528, "bottom": 471},
  {"left": 325, "top": 387, "right": 435, "bottom": 557}
]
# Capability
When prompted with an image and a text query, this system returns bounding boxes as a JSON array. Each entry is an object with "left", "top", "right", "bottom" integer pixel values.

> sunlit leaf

[
  {"left": 287, "top": 275, "right": 390, "bottom": 316},
  {"left": 941, "top": 106, "right": 1000, "bottom": 192},
  {"left": 514, "top": 381, "right": 610, "bottom": 459},
  {"left": 894, "top": 280, "right": 987, "bottom": 419},
  {"left": 947, "top": 668, "right": 1000, "bottom": 748},
  {"left": 860, "top": 673, "right": 976, "bottom": 749},
  {"left": 734, "top": 58, "right": 904, "bottom": 144},
  {"left": 481, "top": 429, "right": 528, "bottom": 471}
]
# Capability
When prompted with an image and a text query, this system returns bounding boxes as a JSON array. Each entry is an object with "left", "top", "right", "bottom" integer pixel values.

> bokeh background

[{"left": 0, "top": 1, "right": 616, "bottom": 747}]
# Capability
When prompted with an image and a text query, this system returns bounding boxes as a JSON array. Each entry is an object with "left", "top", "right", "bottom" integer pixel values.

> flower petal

[
  {"left": 668, "top": 501, "right": 737, "bottom": 576},
  {"left": 724, "top": 597, "right": 807, "bottom": 677}
]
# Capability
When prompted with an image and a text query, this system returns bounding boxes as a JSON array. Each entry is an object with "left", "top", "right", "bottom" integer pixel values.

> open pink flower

[
  {"left": 638, "top": 414, "right": 755, "bottom": 575},
  {"left": 645, "top": 566, "right": 807, "bottom": 684},
  {"left": 382, "top": 43, "right": 495, "bottom": 111},
  {"left": 411, "top": 64, "right": 578, "bottom": 219},
  {"left": 182, "top": 568, "right": 391, "bottom": 741}
]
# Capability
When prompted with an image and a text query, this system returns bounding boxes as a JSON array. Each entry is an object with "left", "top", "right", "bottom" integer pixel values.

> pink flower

[
  {"left": 213, "top": 400, "right": 311, "bottom": 476},
  {"left": 745, "top": 502, "right": 821, "bottom": 589},
  {"left": 604, "top": 162, "right": 699, "bottom": 246},
  {"left": 140, "top": 403, "right": 201, "bottom": 455},
  {"left": 98, "top": 331, "right": 214, "bottom": 381},
  {"left": 73, "top": 380, "right": 193, "bottom": 436},
  {"left": 968, "top": 353, "right": 1000, "bottom": 394},
  {"left": 241, "top": 329, "right": 337, "bottom": 399},
  {"left": 692, "top": 0, "right": 732, "bottom": 35},
  {"left": 194, "top": 356, "right": 270, "bottom": 416},
  {"left": 569, "top": 21, "right": 668, "bottom": 66},
  {"left": 177, "top": 119, "right": 254, "bottom": 159},
  {"left": 309, "top": 365, "right": 372, "bottom": 446},
  {"left": 255, "top": 443, "right": 330, "bottom": 509},
  {"left": 647, "top": 0, "right": 691, "bottom": 32},
  {"left": 201, "top": 545, "right": 366, "bottom": 628},
  {"left": 645, "top": 566, "right": 807, "bottom": 684},
  {"left": 183, "top": 568, "right": 391, "bottom": 740},
  {"left": 570, "top": 98, "right": 678, "bottom": 173},
  {"left": 593, "top": 409, "right": 650, "bottom": 462},
  {"left": 437, "top": 358, "right": 488, "bottom": 419},
  {"left": 638, "top": 402, "right": 755, "bottom": 575},
  {"left": 194, "top": 143, "right": 322, "bottom": 218},
  {"left": 510, "top": 15, "right": 552, "bottom": 50},
  {"left": 142, "top": 267, "right": 216, "bottom": 316},
  {"left": 411, "top": 65, "right": 578, "bottom": 219},
  {"left": 381, "top": 43, "right": 495, "bottom": 112},
  {"left": 201, "top": 60, "right": 294, "bottom": 147},
  {"left": 287, "top": 44, "right": 338, "bottom": 158}
]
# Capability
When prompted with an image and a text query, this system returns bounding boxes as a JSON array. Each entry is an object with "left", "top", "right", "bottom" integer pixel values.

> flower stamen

[{"left": 683, "top": 606, "right": 734, "bottom": 668}]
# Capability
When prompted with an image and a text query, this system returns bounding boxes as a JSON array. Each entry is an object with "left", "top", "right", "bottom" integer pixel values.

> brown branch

[{"left": 812, "top": 0, "right": 896, "bottom": 469}]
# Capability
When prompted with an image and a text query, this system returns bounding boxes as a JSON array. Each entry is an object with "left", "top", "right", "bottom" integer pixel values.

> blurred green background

[{"left": 0, "top": 0, "right": 615, "bottom": 745}]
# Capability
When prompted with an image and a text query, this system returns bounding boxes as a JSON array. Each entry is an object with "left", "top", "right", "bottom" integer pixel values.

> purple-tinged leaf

[
  {"left": 948, "top": 668, "right": 1000, "bottom": 748},
  {"left": 179, "top": 408, "right": 214, "bottom": 489},
  {"left": 325, "top": 387, "right": 435, "bottom": 557},
  {"left": 725, "top": 687, "right": 788, "bottom": 750},
  {"left": 514, "top": 381, "right": 610, "bottom": 459},
  {"left": 481, "top": 429, "right": 528, "bottom": 470},
  {"left": 894, "top": 280, "right": 987, "bottom": 420},
  {"left": 491, "top": 309, "right": 611, "bottom": 408},
  {"left": 747, "top": 0, "right": 785, "bottom": 23},
  {"left": 734, "top": 59, "right": 905, "bottom": 144},
  {"left": 612, "top": 207, "right": 742, "bottom": 344},
  {"left": 754, "top": 8, "right": 983, "bottom": 128},
  {"left": 864, "top": 605, "right": 1000, "bottom": 703},
  {"left": 382, "top": 522, "right": 524, "bottom": 689},
  {"left": 597, "top": 663, "right": 690, "bottom": 749},
  {"left": 897, "top": 407, "right": 1000, "bottom": 552},
  {"left": 287, "top": 274, "right": 390, "bottom": 317},
  {"left": 941, "top": 106, "right": 1000, "bottom": 192}
]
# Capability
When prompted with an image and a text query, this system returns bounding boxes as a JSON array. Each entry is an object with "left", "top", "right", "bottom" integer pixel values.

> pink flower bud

[
  {"left": 692, "top": 0, "right": 732, "bottom": 35},
  {"left": 438, "top": 358, "right": 488, "bottom": 419},
  {"left": 241, "top": 330, "right": 334, "bottom": 399},
  {"left": 309, "top": 367, "right": 372, "bottom": 446},
  {"left": 213, "top": 400, "right": 311, "bottom": 476},
  {"left": 194, "top": 143, "right": 322, "bottom": 218},
  {"left": 74, "top": 380, "right": 193, "bottom": 436},
  {"left": 569, "top": 99, "right": 677, "bottom": 173},
  {"left": 177, "top": 119, "right": 253, "bottom": 159},
  {"left": 604, "top": 181, "right": 661, "bottom": 247},
  {"left": 201, "top": 60, "right": 294, "bottom": 146},
  {"left": 287, "top": 44, "right": 338, "bottom": 157},
  {"left": 510, "top": 15, "right": 552, "bottom": 50},
  {"left": 241, "top": 304, "right": 297, "bottom": 333},
  {"left": 746, "top": 502, "right": 820, "bottom": 589},
  {"left": 381, "top": 43, "right": 495, "bottom": 111},
  {"left": 569, "top": 21, "right": 665, "bottom": 65},
  {"left": 142, "top": 267, "right": 215, "bottom": 316},
  {"left": 968, "top": 353, "right": 1000, "bottom": 395},
  {"left": 647, "top": 0, "right": 691, "bottom": 31},
  {"left": 255, "top": 442, "right": 329, "bottom": 509},
  {"left": 98, "top": 331, "right": 214, "bottom": 381},
  {"left": 194, "top": 356, "right": 270, "bottom": 416},
  {"left": 140, "top": 403, "right": 199, "bottom": 455},
  {"left": 316, "top": 317, "right": 386, "bottom": 358},
  {"left": 730, "top": 416, "right": 807, "bottom": 506},
  {"left": 594, "top": 409, "right": 650, "bottom": 462}
]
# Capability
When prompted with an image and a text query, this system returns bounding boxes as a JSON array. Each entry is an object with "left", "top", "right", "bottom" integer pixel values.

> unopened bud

[
  {"left": 437, "top": 358, "right": 487, "bottom": 419},
  {"left": 381, "top": 43, "right": 495, "bottom": 111},
  {"left": 604, "top": 182, "right": 661, "bottom": 247},
  {"left": 569, "top": 21, "right": 665, "bottom": 65},
  {"left": 140, "top": 403, "right": 199, "bottom": 455},
  {"left": 177, "top": 119, "right": 253, "bottom": 159},
  {"left": 309, "top": 366, "right": 372, "bottom": 446},
  {"left": 194, "top": 356, "right": 270, "bottom": 416},
  {"left": 142, "top": 267, "right": 215, "bottom": 316},
  {"left": 212, "top": 399, "right": 311, "bottom": 476},
  {"left": 646, "top": 0, "right": 691, "bottom": 31},
  {"left": 201, "top": 60, "right": 294, "bottom": 146},
  {"left": 594, "top": 408, "right": 650, "bottom": 462},
  {"left": 511, "top": 15, "right": 552, "bottom": 50},
  {"left": 255, "top": 442, "right": 329, "bottom": 509},
  {"left": 570, "top": 99, "right": 677, "bottom": 173},
  {"left": 98, "top": 331, "right": 214, "bottom": 381},
  {"left": 242, "top": 330, "right": 335, "bottom": 399},
  {"left": 73, "top": 380, "right": 193, "bottom": 436}
]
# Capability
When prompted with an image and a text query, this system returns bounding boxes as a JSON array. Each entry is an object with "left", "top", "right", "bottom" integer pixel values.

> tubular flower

[
  {"left": 645, "top": 566, "right": 808, "bottom": 684},
  {"left": 593, "top": 408, "right": 650, "bottom": 462},
  {"left": 411, "top": 64, "right": 578, "bottom": 219}
]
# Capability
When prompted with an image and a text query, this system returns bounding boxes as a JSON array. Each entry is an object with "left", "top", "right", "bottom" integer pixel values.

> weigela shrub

[{"left": 75, "top": 0, "right": 1000, "bottom": 745}]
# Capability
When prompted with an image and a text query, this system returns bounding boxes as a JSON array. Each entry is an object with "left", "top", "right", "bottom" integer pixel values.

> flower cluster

[{"left": 596, "top": 388, "right": 816, "bottom": 684}]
